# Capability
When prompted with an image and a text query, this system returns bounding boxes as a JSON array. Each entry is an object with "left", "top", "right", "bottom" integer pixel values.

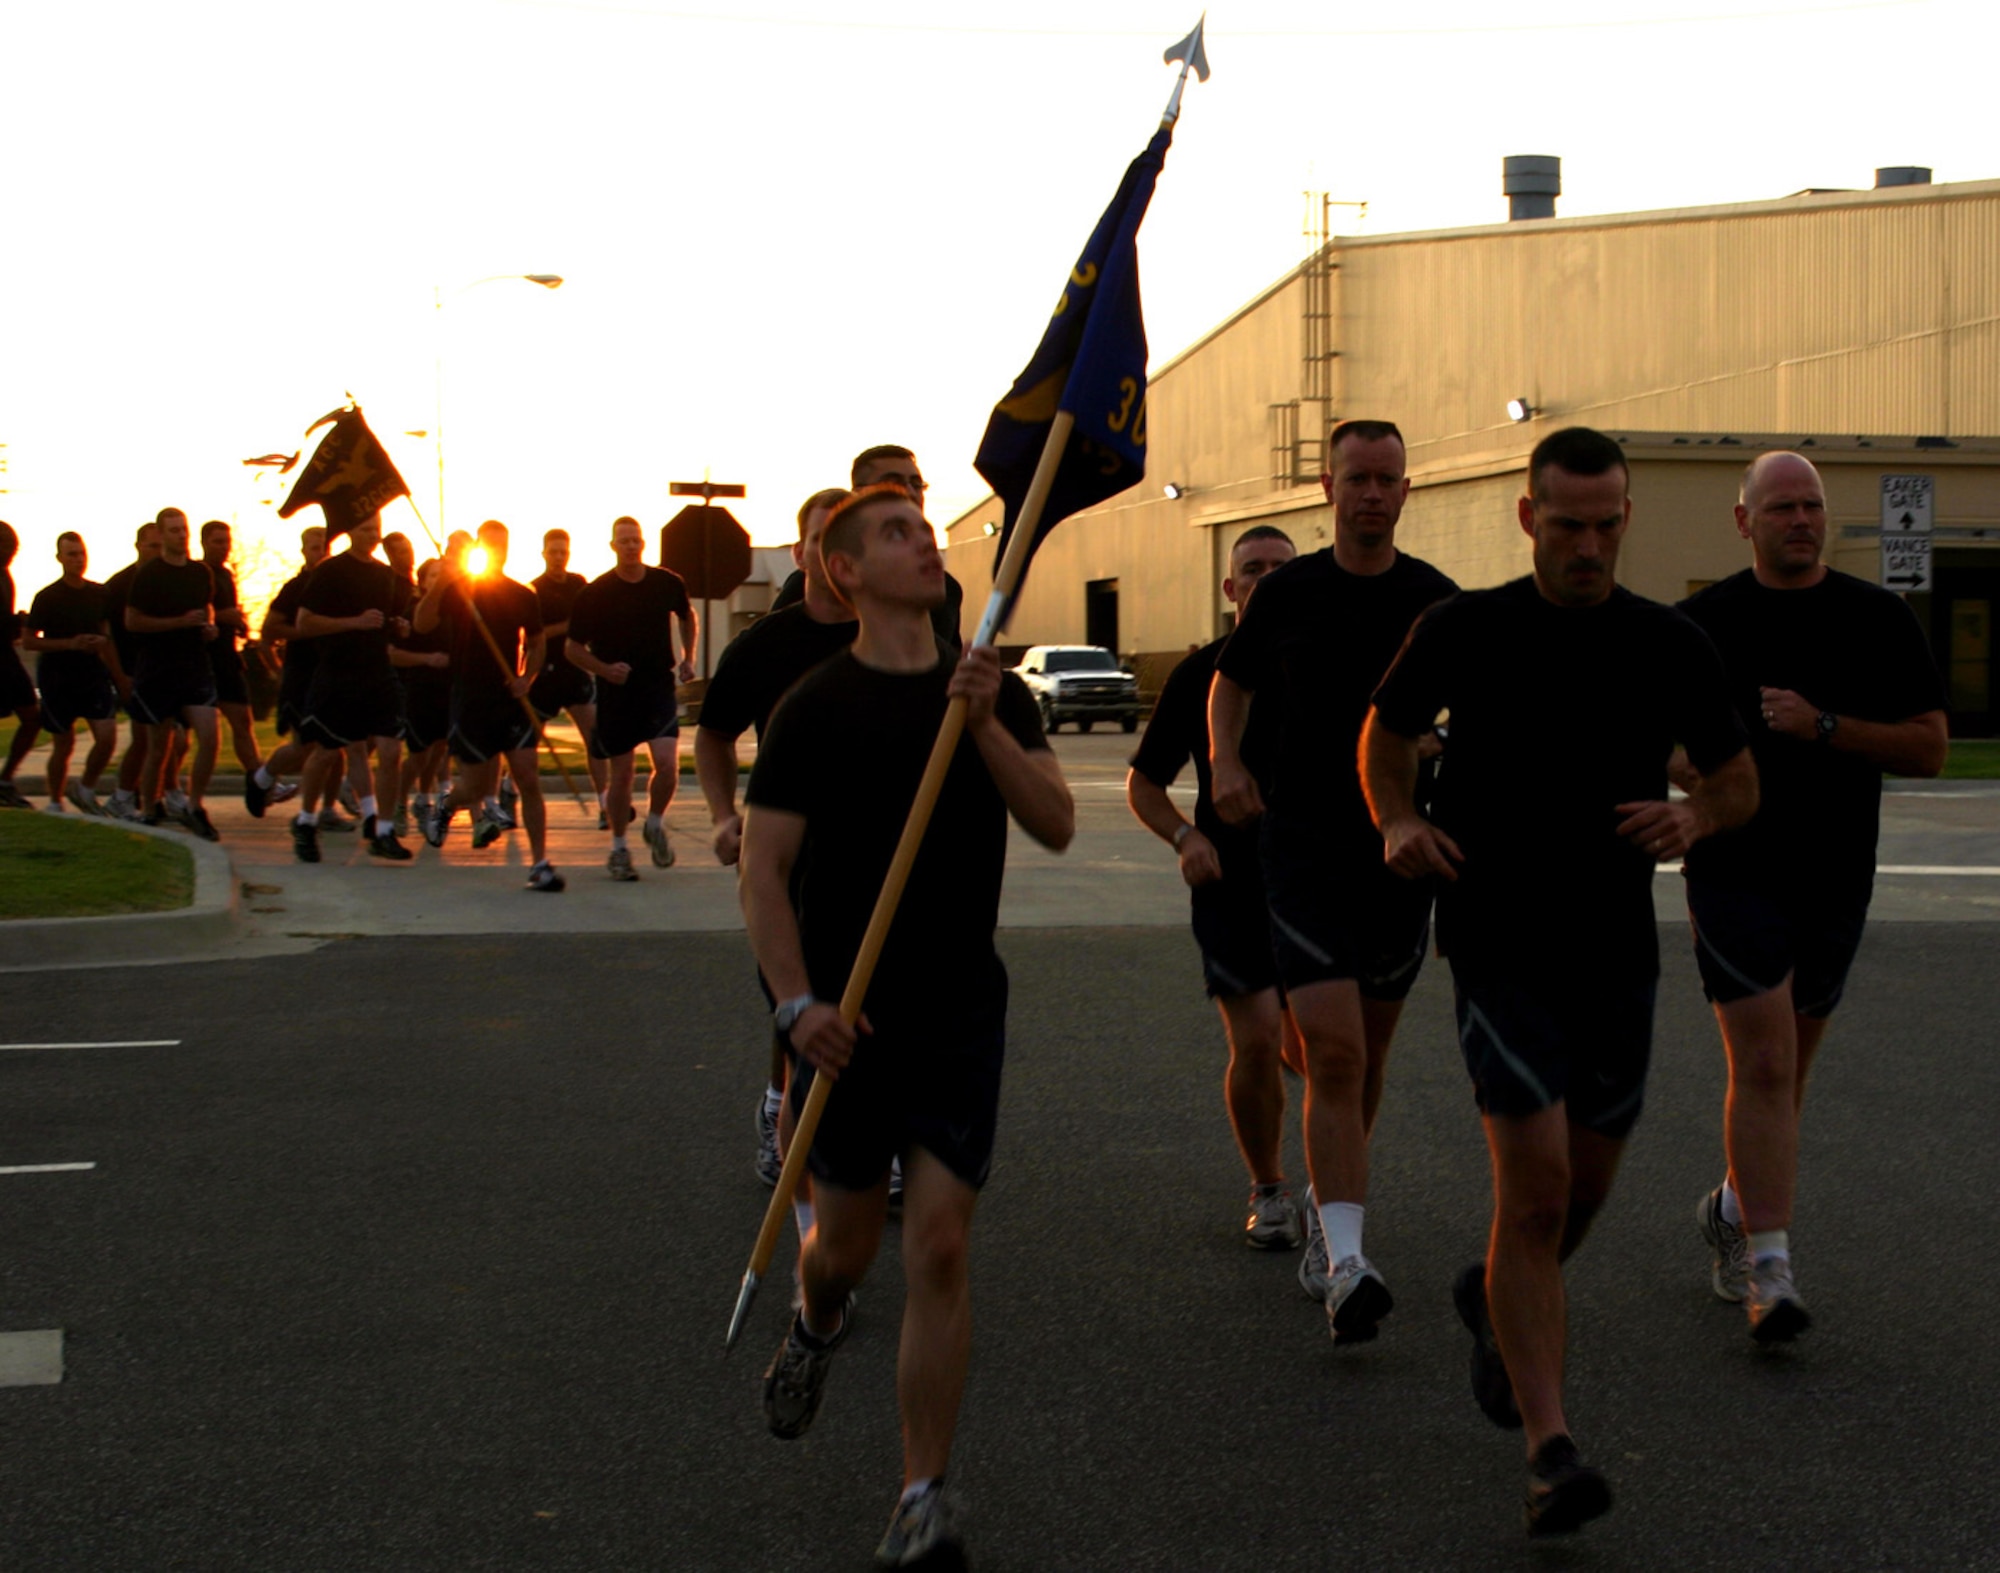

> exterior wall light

[
  {"left": 1163, "top": 482, "right": 1189, "bottom": 499},
  {"left": 1506, "top": 398, "right": 1535, "bottom": 423}
]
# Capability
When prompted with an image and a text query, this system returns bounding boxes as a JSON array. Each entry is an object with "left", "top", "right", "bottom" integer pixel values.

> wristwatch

[
  {"left": 1172, "top": 822, "right": 1193, "bottom": 850},
  {"left": 1815, "top": 710, "right": 1839, "bottom": 745},
  {"left": 773, "top": 993, "right": 818, "bottom": 1033}
]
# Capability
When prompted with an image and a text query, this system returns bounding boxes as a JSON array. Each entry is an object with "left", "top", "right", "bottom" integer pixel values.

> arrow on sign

[
  {"left": 1885, "top": 574, "right": 1927, "bottom": 587},
  {"left": 1900, "top": 512, "right": 1916, "bottom": 527}
]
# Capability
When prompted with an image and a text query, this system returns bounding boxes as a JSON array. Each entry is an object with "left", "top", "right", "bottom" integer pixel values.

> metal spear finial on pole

[{"left": 1160, "top": 13, "right": 1210, "bottom": 127}]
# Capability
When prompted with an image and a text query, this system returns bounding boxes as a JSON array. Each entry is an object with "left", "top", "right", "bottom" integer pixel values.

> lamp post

[{"left": 434, "top": 274, "right": 563, "bottom": 535}]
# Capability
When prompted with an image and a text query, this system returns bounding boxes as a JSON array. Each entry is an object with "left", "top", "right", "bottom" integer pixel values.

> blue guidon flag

[
  {"left": 278, "top": 405, "right": 411, "bottom": 542},
  {"left": 973, "top": 123, "right": 1173, "bottom": 633}
]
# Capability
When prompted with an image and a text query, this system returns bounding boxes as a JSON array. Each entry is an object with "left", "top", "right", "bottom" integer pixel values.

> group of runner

[
  {"left": 2, "top": 422, "right": 1949, "bottom": 1561},
  {"left": 1128, "top": 422, "right": 1946, "bottom": 1537},
  {"left": 0, "top": 508, "right": 702, "bottom": 893}
]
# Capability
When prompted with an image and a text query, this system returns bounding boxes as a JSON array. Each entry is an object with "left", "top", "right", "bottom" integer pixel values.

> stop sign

[{"left": 659, "top": 505, "right": 753, "bottom": 601}]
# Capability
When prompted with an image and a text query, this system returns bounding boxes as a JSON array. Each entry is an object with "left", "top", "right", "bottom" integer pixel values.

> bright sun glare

[{"left": 465, "top": 546, "right": 492, "bottom": 577}]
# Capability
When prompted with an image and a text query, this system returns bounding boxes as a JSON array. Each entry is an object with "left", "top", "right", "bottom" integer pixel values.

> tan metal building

[{"left": 942, "top": 169, "right": 2000, "bottom": 734}]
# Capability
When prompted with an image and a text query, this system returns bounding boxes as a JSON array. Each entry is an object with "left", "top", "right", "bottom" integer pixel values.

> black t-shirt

[
  {"left": 746, "top": 650, "right": 1046, "bottom": 1027},
  {"left": 1372, "top": 577, "right": 1747, "bottom": 980},
  {"left": 1215, "top": 548, "right": 1458, "bottom": 839},
  {"left": 443, "top": 575, "right": 543, "bottom": 702},
  {"left": 1128, "top": 636, "right": 1272, "bottom": 866},
  {"left": 128, "top": 557, "right": 215, "bottom": 672},
  {"left": 27, "top": 578, "right": 112, "bottom": 687},
  {"left": 533, "top": 570, "right": 589, "bottom": 678},
  {"left": 1680, "top": 568, "right": 1947, "bottom": 895},
  {"left": 102, "top": 561, "right": 145, "bottom": 672},
  {"left": 302, "top": 552, "right": 409, "bottom": 689},
  {"left": 205, "top": 561, "right": 244, "bottom": 663},
  {"left": 269, "top": 569, "right": 318, "bottom": 706},
  {"left": 566, "top": 567, "right": 692, "bottom": 699},
  {"left": 700, "top": 604, "right": 858, "bottom": 742},
  {"left": 393, "top": 614, "right": 452, "bottom": 690}
]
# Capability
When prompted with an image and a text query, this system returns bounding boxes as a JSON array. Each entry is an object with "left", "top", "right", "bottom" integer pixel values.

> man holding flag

[{"left": 743, "top": 484, "right": 1072, "bottom": 1566}]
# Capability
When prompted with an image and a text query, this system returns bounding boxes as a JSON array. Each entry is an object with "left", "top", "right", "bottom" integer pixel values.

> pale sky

[{"left": 3, "top": 0, "right": 1990, "bottom": 618}]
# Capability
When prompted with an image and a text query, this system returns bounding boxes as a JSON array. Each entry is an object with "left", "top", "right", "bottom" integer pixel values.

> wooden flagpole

[{"left": 724, "top": 412, "right": 1074, "bottom": 1349}]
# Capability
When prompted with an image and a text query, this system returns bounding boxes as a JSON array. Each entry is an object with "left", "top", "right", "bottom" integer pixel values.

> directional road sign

[{"left": 1880, "top": 473, "right": 1934, "bottom": 592}]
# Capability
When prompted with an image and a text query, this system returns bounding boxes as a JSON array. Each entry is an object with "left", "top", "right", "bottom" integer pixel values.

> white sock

[
  {"left": 360, "top": 794, "right": 378, "bottom": 820},
  {"left": 610, "top": 834, "right": 628, "bottom": 852},
  {"left": 295, "top": 810, "right": 319, "bottom": 827},
  {"left": 485, "top": 796, "right": 500, "bottom": 815},
  {"left": 254, "top": 765, "right": 274, "bottom": 789},
  {"left": 166, "top": 789, "right": 188, "bottom": 809},
  {"left": 793, "top": 1198, "right": 814, "bottom": 1240},
  {"left": 1720, "top": 1180, "right": 1744, "bottom": 1227},
  {"left": 1317, "top": 1200, "right": 1365, "bottom": 1263},
  {"left": 646, "top": 813, "right": 663, "bottom": 834},
  {"left": 899, "top": 1478, "right": 937, "bottom": 1507},
  {"left": 1747, "top": 1228, "right": 1791, "bottom": 1265},
  {"left": 764, "top": 1084, "right": 785, "bottom": 1114},
  {"left": 114, "top": 788, "right": 135, "bottom": 804}
]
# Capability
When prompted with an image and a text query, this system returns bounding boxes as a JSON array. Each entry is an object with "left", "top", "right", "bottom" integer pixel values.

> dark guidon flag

[
  {"left": 277, "top": 406, "right": 410, "bottom": 540},
  {"left": 973, "top": 124, "right": 1171, "bottom": 632}
]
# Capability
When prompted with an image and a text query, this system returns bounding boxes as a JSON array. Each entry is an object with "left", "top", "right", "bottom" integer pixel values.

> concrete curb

[{"left": 0, "top": 816, "right": 240, "bottom": 970}]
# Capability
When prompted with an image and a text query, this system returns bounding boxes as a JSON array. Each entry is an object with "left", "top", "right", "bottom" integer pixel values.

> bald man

[{"left": 1677, "top": 451, "right": 1948, "bottom": 1342}]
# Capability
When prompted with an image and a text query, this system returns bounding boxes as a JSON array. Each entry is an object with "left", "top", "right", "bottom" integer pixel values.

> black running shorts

[
  {"left": 399, "top": 679, "right": 451, "bottom": 752},
  {"left": 529, "top": 665, "right": 596, "bottom": 721},
  {"left": 590, "top": 687, "right": 680, "bottom": 760},
  {"left": 1259, "top": 810, "right": 1433, "bottom": 999},
  {"left": 790, "top": 994, "right": 1008, "bottom": 1193},
  {"left": 1190, "top": 863, "right": 1280, "bottom": 999},
  {"left": 1686, "top": 876, "right": 1871, "bottom": 1020},
  {"left": 1450, "top": 964, "right": 1657, "bottom": 1138},
  {"left": 130, "top": 661, "right": 217, "bottom": 725},
  {"left": 449, "top": 691, "right": 538, "bottom": 764},
  {"left": 38, "top": 671, "right": 116, "bottom": 730},
  {"left": 207, "top": 649, "right": 250, "bottom": 707},
  {"left": 1, "top": 652, "right": 35, "bottom": 714},
  {"left": 298, "top": 681, "right": 402, "bottom": 749}
]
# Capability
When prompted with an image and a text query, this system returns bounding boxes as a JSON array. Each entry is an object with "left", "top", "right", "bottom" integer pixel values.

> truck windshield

[{"left": 1045, "top": 650, "right": 1119, "bottom": 673}]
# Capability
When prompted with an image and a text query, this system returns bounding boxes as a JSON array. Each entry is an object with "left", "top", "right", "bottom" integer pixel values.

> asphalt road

[{"left": 3, "top": 923, "right": 1997, "bottom": 1571}]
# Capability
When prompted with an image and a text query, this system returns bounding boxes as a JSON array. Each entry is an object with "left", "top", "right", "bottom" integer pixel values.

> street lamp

[{"left": 434, "top": 273, "right": 564, "bottom": 534}]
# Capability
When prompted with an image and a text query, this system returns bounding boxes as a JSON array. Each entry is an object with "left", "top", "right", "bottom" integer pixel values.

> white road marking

[
  {"left": 0, "top": 1040, "right": 181, "bottom": 1052},
  {"left": 0, "top": 1163, "right": 97, "bottom": 1175},
  {"left": 0, "top": 1330, "right": 64, "bottom": 1386},
  {"left": 1659, "top": 865, "right": 2000, "bottom": 878}
]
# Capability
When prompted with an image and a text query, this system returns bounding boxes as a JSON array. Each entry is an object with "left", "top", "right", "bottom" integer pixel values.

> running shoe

[
  {"left": 269, "top": 781, "right": 299, "bottom": 806},
  {"left": 1696, "top": 1187, "right": 1751, "bottom": 1304},
  {"left": 1452, "top": 1262, "right": 1522, "bottom": 1429},
  {"left": 487, "top": 798, "right": 517, "bottom": 831},
  {"left": 1324, "top": 1255, "right": 1393, "bottom": 1344},
  {"left": 875, "top": 1482, "right": 965, "bottom": 1569},
  {"left": 187, "top": 806, "right": 220, "bottom": 842},
  {"left": 361, "top": 814, "right": 378, "bottom": 841},
  {"left": 0, "top": 779, "right": 29, "bottom": 809},
  {"left": 142, "top": 803, "right": 169, "bottom": 827},
  {"left": 756, "top": 1096, "right": 783, "bottom": 1187},
  {"left": 1298, "top": 1186, "right": 1331, "bottom": 1300},
  {"left": 167, "top": 794, "right": 198, "bottom": 830},
  {"left": 41, "top": 801, "right": 65, "bottom": 813},
  {"left": 472, "top": 814, "right": 503, "bottom": 850},
  {"left": 321, "top": 807, "right": 354, "bottom": 833},
  {"left": 607, "top": 846, "right": 638, "bottom": 882},
  {"left": 1746, "top": 1256, "right": 1812, "bottom": 1344},
  {"left": 337, "top": 780, "right": 361, "bottom": 815},
  {"left": 643, "top": 817, "right": 675, "bottom": 869},
  {"left": 368, "top": 831, "right": 414, "bottom": 862},
  {"left": 105, "top": 794, "right": 143, "bottom": 822},
  {"left": 597, "top": 807, "right": 609, "bottom": 831},
  {"left": 425, "top": 803, "right": 454, "bottom": 849},
  {"left": 243, "top": 771, "right": 271, "bottom": 819},
  {"left": 498, "top": 778, "right": 519, "bottom": 823},
  {"left": 762, "top": 1303, "right": 851, "bottom": 1440},
  {"left": 1245, "top": 1186, "right": 1303, "bottom": 1251},
  {"left": 65, "top": 780, "right": 103, "bottom": 816},
  {"left": 291, "top": 818, "right": 321, "bottom": 863},
  {"left": 1524, "top": 1434, "right": 1612, "bottom": 1537},
  {"left": 525, "top": 860, "right": 566, "bottom": 893},
  {"left": 392, "top": 803, "right": 411, "bottom": 839}
]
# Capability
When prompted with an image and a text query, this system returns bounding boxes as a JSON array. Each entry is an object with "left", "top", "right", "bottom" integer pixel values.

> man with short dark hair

[
  {"left": 1362, "top": 425, "right": 1757, "bottom": 1535},
  {"left": 415, "top": 519, "right": 564, "bottom": 892},
  {"left": 699, "top": 486, "right": 858, "bottom": 1188},
  {"left": 1128, "top": 524, "right": 1309, "bottom": 1249},
  {"left": 1208, "top": 419, "right": 1457, "bottom": 1343},
  {"left": 100, "top": 521, "right": 164, "bottom": 821},
  {"left": 125, "top": 508, "right": 221, "bottom": 839},
  {"left": 246, "top": 526, "right": 344, "bottom": 826},
  {"left": 1678, "top": 450, "right": 1947, "bottom": 1341},
  {"left": 528, "top": 527, "right": 607, "bottom": 823},
  {"left": 563, "top": 516, "right": 696, "bottom": 880},
  {"left": 199, "top": 520, "right": 266, "bottom": 789},
  {"left": 743, "top": 483, "right": 1072, "bottom": 1568},
  {"left": 25, "top": 531, "right": 121, "bottom": 813},
  {"left": 291, "top": 512, "right": 413, "bottom": 863},
  {"left": 769, "top": 448, "right": 964, "bottom": 646},
  {"left": 0, "top": 521, "right": 46, "bottom": 808}
]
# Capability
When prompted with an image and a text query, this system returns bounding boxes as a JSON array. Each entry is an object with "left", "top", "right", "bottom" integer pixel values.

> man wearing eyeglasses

[{"left": 770, "top": 446, "right": 964, "bottom": 649}]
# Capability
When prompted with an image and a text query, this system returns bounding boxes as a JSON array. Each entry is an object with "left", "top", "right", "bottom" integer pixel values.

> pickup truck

[{"left": 1012, "top": 645, "right": 1144, "bottom": 734}]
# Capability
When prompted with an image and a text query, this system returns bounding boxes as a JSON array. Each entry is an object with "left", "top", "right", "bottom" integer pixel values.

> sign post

[
  {"left": 663, "top": 480, "right": 751, "bottom": 676},
  {"left": 1880, "top": 473, "right": 1934, "bottom": 593}
]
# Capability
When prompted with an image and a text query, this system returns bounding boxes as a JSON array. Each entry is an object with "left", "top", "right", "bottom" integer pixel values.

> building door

[
  {"left": 1086, "top": 578, "right": 1120, "bottom": 653},
  {"left": 1931, "top": 558, "right": 1999, "bottom": 737}
]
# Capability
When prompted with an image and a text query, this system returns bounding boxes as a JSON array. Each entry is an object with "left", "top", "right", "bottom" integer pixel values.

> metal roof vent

[
  {"left": 1875, "top": 166, "right": 1932, "bottom": 188},
  {"left": 1503, "top": 155, "right": 1561, "bottom": 221}
]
